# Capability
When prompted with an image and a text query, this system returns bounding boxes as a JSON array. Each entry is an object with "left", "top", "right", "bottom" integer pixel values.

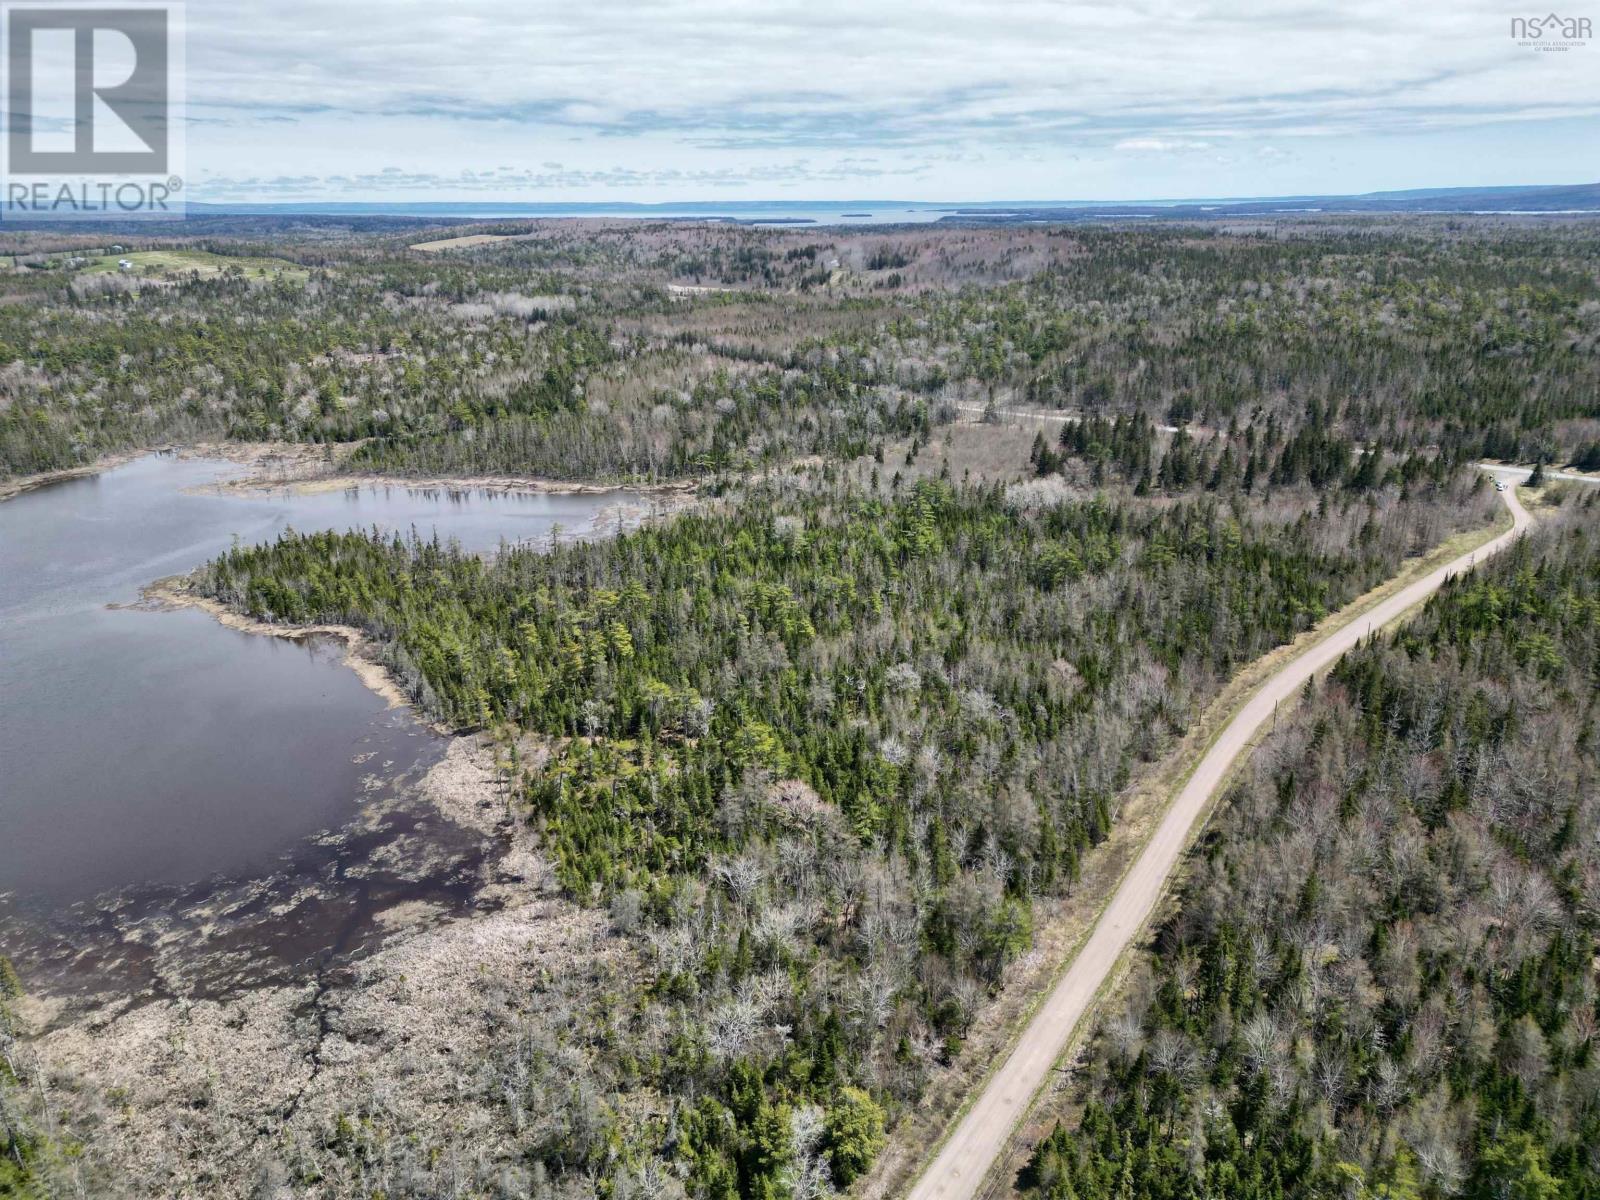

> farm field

[{"left": 79, "top": 248, "right": 308, "bottom": 280}]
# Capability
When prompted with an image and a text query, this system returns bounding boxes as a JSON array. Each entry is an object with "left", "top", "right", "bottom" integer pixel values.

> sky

[{"left": 178, "top": 0, "right": 1599, "bottom": 203}]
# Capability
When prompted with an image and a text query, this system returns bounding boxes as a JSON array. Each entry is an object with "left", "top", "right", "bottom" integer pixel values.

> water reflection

[{"left": 0, "top": 454, "right": 644, "bottom": 998}]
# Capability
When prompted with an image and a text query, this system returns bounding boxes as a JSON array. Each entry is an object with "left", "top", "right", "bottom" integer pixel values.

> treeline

[
  {"left": 6, "top": 223, "right": 1599, "bottom": 488},
  {"left": 194, "top": 469, "right": 1493, "bottom": 1197},
  {"left": 923, "top": 227, "right": 1600, "bottom": 465},
  {"left": 1024, "top": 495, "right": 1600, "bottom": 1200},
  {"left": 0, "top": 254, "right": 926, "bottom": 484},
  {"left": 1037, "top": 407, "right": 1467, "bottom": 496},
  {"left": 0, "top": 270, "right": 552, "bottom": 475},
  {"left": 349, "top": 351, "right": 933, "bottom": 481}
]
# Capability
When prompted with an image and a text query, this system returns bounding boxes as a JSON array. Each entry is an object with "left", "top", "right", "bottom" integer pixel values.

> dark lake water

[{"left": 0, "top": 454, "right": 642, "bottom": 998}]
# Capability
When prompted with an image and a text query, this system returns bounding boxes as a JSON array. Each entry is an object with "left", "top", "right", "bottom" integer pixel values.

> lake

[{"left": 0, "top": 453, "right": 645, "bottom": 997}]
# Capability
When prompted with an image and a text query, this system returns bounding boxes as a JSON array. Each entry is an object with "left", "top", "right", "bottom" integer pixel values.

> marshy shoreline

[
  {"left": 0, "top": 441, "right": 336, "bottom": 503},
  {"left": 2, "top": 437, "right": 700, "bottom": 508},
  {"left": 6, "top": 614, "right": 609, "bottom": 1197},
  {"left": 2, "top": 447, "right": 670, "bottom": 1196},
  {"left": 11, "top": 719, "right": 635, "bottom": 1198}
]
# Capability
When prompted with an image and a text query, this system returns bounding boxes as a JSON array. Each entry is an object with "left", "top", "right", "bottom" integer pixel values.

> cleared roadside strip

[
  {"left": 1480, "top": 461, "right": 1600, "bottom": 487},
  {"left": 949, "top": 404, "right": 1600, "bottom": 491},
  {"left": 953, "top": 402, "right": 1180, "bottom": 433},
  {"left": 905, "top": 480, "right": 1534, "bottom": 1200}
]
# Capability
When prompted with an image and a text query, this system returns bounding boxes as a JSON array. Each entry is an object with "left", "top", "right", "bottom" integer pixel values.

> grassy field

[{"left": 79, "top": 248, "right": 308, "bottom": 281}]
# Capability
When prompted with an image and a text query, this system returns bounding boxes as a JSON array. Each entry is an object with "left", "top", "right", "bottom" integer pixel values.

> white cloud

[
  {"left": 196, "top": 157, "right": 933, "bottom": 199},
  {"left": 176, "top": 0, "right": 1600, "bottom": 199},
  {"left": 187, "top": 0, "right": 1599, "bottom": 137},
  {"left": 1114, "top": 138, "right": 1212, "bottom": 153}
]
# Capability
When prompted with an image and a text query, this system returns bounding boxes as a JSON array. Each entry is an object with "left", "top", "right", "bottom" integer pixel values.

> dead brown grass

[{"left": 408, "top": 233, "right": 515, "bottom": 252}]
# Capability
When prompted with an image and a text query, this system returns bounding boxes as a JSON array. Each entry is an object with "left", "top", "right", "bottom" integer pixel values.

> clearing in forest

[
  {"left": 409, "top": 233, "right": 515, "bottom": 252},
  {"left": 79, "top": 249, "right": 307, "bottom": 281}
]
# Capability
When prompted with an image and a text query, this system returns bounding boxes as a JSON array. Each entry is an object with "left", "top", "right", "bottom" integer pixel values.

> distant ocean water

[
  {"left": 184, "top": 201, "right": 1054, "bottom": 226},
  {"left": 28, "top": 183, "right": 1600, "bottom": 228}
]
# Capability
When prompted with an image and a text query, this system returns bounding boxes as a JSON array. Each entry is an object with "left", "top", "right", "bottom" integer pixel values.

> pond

[{"left": 0, "top": 453, "right": 646, "bottom": 999}]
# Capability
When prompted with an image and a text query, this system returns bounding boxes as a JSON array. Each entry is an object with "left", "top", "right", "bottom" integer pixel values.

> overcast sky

[{"left": 184, "top": 0, "right": 1599, "bottom": 203}]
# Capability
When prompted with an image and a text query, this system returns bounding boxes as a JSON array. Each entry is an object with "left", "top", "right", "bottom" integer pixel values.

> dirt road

[
  {"left": 953, "top": 402, "right": 1180, "bottom": 433},
  {"left": 905, "top": 482, "right": 1532, "bottom": 1200}
]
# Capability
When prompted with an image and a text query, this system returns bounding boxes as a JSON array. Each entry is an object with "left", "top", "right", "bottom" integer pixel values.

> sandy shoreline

[
  {"left": 132, "top": 573, "right": 557, "bottom": 834},
  {"left": 131, "top": 475, "right": 689, "bottom": 725},
  {"left": 135, "top": 575, "right": 434, "bottom": 727},
  {"left": 125, "top": 576, "right": 565, "bottom": 895}
]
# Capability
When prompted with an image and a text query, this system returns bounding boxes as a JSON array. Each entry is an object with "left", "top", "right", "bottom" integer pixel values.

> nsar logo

[{"left": 1510, "top": 11, "right": 1592, "bottom": 49}]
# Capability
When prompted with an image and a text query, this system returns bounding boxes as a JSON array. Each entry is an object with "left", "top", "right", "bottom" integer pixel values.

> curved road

[{"left": 906, "top": 482, "right": 1533, "bottom": 1200}]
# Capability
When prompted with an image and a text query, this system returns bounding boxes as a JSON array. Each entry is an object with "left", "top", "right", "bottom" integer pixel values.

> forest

[
  {"left": 186, "top": 459, "right": 1494, "bottom": 1196},
  {"left": 3, "top": 218, "right": 1598, "bottom": 1199},
  {"left": 1023, "top": 493, "right": 1600, "bottom": 1200},
  {"left": 3, "top": 221, "right": 1600, "bottom": 487}
]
